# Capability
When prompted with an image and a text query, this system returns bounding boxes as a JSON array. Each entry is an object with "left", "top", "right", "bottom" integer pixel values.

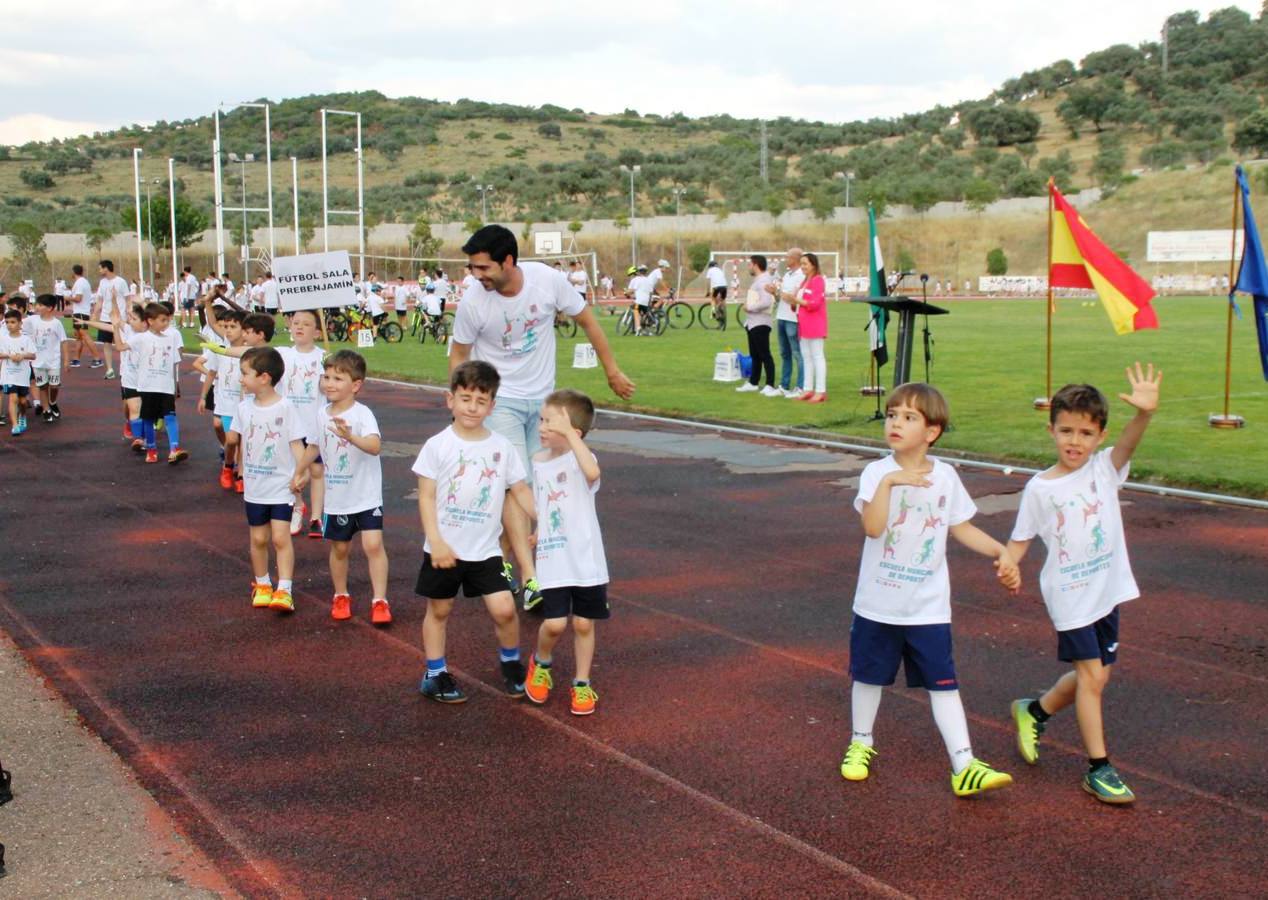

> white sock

[
  {"left": 930, "top": 690, "right": 974, "bottom": 774},
  {"left": 255, "top": 574, "right": 271, "bottom": 586},
  {"left": 850, "top": 682, "right": 883, "bottom": 747},
  {"left": 277, "top": 579, "right": 293, "bottom": 592}
]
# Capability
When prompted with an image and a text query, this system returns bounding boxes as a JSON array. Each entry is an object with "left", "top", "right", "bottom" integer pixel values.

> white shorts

[{"left": 33, "top": 367, "right": 61, "bottom": 387}]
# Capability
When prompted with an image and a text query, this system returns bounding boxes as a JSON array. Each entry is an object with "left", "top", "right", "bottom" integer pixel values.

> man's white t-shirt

[
  {"left": 630, "top": 275, "right": 652, "bottom": 306},
  {"left": 411, "top": 426, "right": 527, "bottom": 561},
  {"left": 182, "top": 274, "right": 200, "bottom": 301},
  {"left": 131, "top": 329, "right": 179, "bottom": 394},
  {"left": 533, "top": 450, "right": 608, "bottom": 589},
  {"left": 0, "top": 333, "right": 36, "bottom": 386},
  {"left": 460, "top": 273, "right": 478, "bottom": 298},
  {"left": 70, "top": 277, "right": 94, "bottom": 315},
  {"left": 97, "top": 275, "right": 130, "bottom": 325},
  {"left": 27, "top": 317, "right": 68, "bottom": 370},
  {"left": 262, "top": 278, "right": 279, "bottom": 311},
  {"left": 231, "top": 396, "right": 302, "bottom": 504},
  {"left": 852, "top": 456, "right": 977, "bottom": 625},
  {"left": 648, "top": 267, "right": 664, "bottom": 293},
  {"left": 309, "top": 401, "right": 383, "bottom": 515},
  {"left": 777, "top": 269, "right": 806, "bottom": 323},
  {"left": 452, "top": 261, "right": 586, "bottom": 401},
  {"left": 277, "top": 345, "right": 326, "bottom": 437},
  {"left": 568, "top": 268, "right": 588, "bottom": 296},
  {"left": 1010, "top": 449, "right": 1139, "bottom": 631},
  {"left": 706, "top": 266, "right": 727, "bottom": 290}
]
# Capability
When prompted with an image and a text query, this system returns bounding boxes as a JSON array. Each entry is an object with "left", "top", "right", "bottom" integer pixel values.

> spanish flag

[{"left": 1049, "top": 180, "right": 1158, "bottom": 334}]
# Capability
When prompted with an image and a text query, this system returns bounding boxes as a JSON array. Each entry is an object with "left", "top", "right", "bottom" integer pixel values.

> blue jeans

[
  {"left": 485, "top": 396, "right": 543, "bottom": 485},
  {"left": 777, "top": 319, "right": 803, "bottom": 390}
]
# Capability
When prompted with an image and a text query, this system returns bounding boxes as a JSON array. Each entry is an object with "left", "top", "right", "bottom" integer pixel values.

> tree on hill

[
  {"left": 1233, "top": 109, "right": 1268, "bottom": 156},
  {"left": 121, "top": 195, "right": 208, "bottom": 249},
  {"left": 961, "top": 105, "right": 1041, "bottom": 147},
  {"left": 986, "top": 247, "right": 1008, "bottom": 275},
  {"left": 1079, "top": 44, "right": 1145, "bottom": 77},
  {"left": 85, "top": 226, "right": 113, "bottom": 255},
  {"left": 6, "top": 221, "right": 49, "bottom": 281},
  {"left": 1057, "top": 78, "right": 1143, "bottom": 135}
]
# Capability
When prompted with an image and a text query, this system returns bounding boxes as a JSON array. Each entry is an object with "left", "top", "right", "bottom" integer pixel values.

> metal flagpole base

[
  {"left": 859, "top": 385, "right": 886, "bottom": 396},
  {"left": 1032, "top": 398, "right": 1052, "bottom": 410},
  {"left": 1208, "top": 414, "right": 1245, "bottom": 429}
]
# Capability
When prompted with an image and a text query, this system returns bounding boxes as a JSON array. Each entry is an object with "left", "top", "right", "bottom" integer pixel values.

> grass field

[{"left": 189, "top": 295, "right": 1268, "bottom": 497}]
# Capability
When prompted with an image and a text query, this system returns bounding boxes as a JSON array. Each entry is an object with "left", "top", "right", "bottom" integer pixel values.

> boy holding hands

[
  {"left": 0, "top": 309, "right": 36, "bottom": 434},
  {"left": 841, "top": 383, "right": 1020, "bottom": 796},
  {"left": 111, "top": 304, "right": 187, "bottom": 464},
  {"left": 1007, "top": 364, "right": 1161, "bottom": 805},
  {"left": 27, "top": 295, "right": 69, "bottom": 422},
  {"left": 412, "top": 361, "right": 536, "bottom": 704}
]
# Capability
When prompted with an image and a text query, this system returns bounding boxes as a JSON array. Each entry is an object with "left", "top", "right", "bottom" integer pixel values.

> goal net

[{"left": 708, "top": 250, "right": 843, "bottom": 299}]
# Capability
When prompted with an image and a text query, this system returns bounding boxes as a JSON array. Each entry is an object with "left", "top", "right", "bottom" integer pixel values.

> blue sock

[
  {"left": 499, "top": 646, "right": 520, "bottom": 663},
  {"left": 142, "top": 419, "right": 156, "bottom": 449},
  {"left": 426, "top": 657, "right": 447, "bottom": 677},
  {"left": 163, "top": 413, "right": 180, "bottom": 449},
  {"left": 129, "top": 418, "right": 143, "bottom": 439}
]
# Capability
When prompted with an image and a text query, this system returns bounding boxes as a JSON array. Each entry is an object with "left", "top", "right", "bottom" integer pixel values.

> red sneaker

[
  {"left": 167, "top": 448, "right": 189, "bottom": 464},
  {"left": 144, "top": 449, "right": 159, "bottom": 464},
  {"left": 370, "top": 598, "right": 392, "bottom": 625},
  {"left": 234, "top": 477, "right": 245, "bottom": 494},
  {"left": 806, "top": 393, "right": 828, "bottom": 404},
  {"left": 331, "top": 593, "right": 352, "bottom": 620},
  {"left": 218, "top": 466, "right": 234, "bottom": 490},
  {"left": 122, "top": 425, "right": 133, "bottom": 440}
]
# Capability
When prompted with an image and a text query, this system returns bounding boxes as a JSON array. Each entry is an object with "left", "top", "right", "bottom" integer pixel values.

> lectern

[{"left": 851, "top": 296, "right": 949, "bottom": 388}]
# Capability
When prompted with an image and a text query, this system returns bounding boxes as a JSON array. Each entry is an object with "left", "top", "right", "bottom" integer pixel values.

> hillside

[{"left": 2, "top": 7, "right": 1267, "bottom": 258}]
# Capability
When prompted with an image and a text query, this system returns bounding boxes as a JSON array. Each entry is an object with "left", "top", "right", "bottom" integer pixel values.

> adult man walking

[{"left": 449, "top": 225, "right": 634, "bottom": 607}]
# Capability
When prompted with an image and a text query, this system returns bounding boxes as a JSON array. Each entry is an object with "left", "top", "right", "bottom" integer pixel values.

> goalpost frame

[{"left": 710, "top": 250, "right": 842, "bottom": 298}]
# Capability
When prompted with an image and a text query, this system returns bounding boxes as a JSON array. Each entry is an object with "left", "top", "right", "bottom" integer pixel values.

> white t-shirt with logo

[
  {"left": 70, "top": 276, "right": 94, "bottom": 315},
  {"left": 26, "top": 317, "right": 68, "bottom": 370},
  {"left": 0, "top": 333, "right": 36, "bottom": 386},
  {"left": 452, "top": 261, "right": 586, "bottom": 401},
  {"left": 309, "top": 401, "right": 383, "bottom": 515},
  {"left": 411, "top": 426, "right": 527, "bottom": 561},
  {"left": 118, "top": 323, "right": 143, "bottom": 390},
  {"left": 1010, "top": 449, "right": 1138, "bottom": 631},
  {"left": 97, "top": 275, "right": 130, "bottom": 325},
  {"left": 277, "top": 345, "right": 326, "bottom": 437},
  {"left": 777, "top": 269, "right": 806, "bottom": 323},
  {"left": 130, "top": 329, "right": 179, "bottom": 394},
  {"left": 852, "top": 456, "right": 977, "bottom": 625},
  {"left": 532, "top": 450, "right": 608, "bottom": 589},
  {"left": 231, "top": 396, "right": 303, "bottom": 505},
  {"left": 211, "top": 352, "right": 244, "bottom": 415}
]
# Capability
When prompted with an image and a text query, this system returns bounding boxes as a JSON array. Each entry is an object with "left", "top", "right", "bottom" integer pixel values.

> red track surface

[{"left": 2, "top": 368, "right": 1266, "bottom": 898}]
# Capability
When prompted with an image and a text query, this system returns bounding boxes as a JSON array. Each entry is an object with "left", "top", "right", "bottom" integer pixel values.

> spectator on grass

[
  {"left": 771, "top": 247, "right": 805, "bottom": 398},
  {"left": 736, "top": 255, "right": 777, "bottom": 396},
  {"left": 786, "top": 252, "right": 828, "bottom": 404}
]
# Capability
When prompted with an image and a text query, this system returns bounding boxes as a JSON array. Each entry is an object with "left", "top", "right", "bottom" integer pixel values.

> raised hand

[
  {"left": 540, "top": 405, "right": 575, "bottom": 438},
  {"left": 1119, "top": 361, "right": 1161, "bottom": 415},
  {"left": 328, "top": 417, "right": 353, "bottom": 441}
]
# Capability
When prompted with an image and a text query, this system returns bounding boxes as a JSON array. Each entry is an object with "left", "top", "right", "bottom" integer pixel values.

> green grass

[{"left": 192, "top": 296, "right": 1268, "bottom": 497}]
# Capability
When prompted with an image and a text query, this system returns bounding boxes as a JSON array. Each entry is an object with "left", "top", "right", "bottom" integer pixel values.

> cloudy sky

[{"left": 1, "top": 1, "right": 1257, "bottom": 144}]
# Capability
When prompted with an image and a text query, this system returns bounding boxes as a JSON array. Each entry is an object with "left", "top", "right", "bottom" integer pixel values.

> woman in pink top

[{"left": 786, "top": 252, "right": 828, "bottom": 403}]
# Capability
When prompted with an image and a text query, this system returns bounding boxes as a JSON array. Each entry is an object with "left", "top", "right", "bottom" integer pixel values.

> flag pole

[
  {"left": 1210, "top": 170, "right": 1245, "bottom": 428},
  {"left": 1034, "top": 179, "right": 1055, "bottom": 410}
]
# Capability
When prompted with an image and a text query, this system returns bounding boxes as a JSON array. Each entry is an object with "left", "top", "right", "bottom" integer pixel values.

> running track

[{"left": 1, "top": 368, "right": 1266, "bottom": 898}]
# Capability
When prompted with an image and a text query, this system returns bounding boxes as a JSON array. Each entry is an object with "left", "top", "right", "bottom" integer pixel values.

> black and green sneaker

[
  {"left": 522, "top": 578, "right": 544, "bottom": 613},
  {"left": 502, "top": 561, "right": 520, "bottom": 595},
  {"left": 1011, "top": 698, "right": 1045, "bottom": 765},
  {"left": 501, "top": 659, "right": 527, "bottom": 698},
  {"left": 1083, "top": 764, "right": 1135, "bottom": 804},
  {"left": 419, "top": 671, "right": 467, "bottom": 704}
]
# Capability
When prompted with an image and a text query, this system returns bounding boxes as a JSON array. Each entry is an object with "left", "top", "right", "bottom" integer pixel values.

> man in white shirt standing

[
  {"left": 450, "top": 225, "right": 635, "bottom": 610},
  {"left": 179, "top": 266, "right": 200, "bottom": 329},
  {"left": 262, "top": 271, "right": 280, "bottom": 316},
  {"left": 67, "top": 264, "right": 103, "bottom": 369},
  {"left": 771, "top": 247, "right": 806, "bottom": 397},
  {"left": 91, "top": 259, "right": 129, "bottom": 379},
  {"left": 568, "top": 260, "right": 590, "bottom": 305}
]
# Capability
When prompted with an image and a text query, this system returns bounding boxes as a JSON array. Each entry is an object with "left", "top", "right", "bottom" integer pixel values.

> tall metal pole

[
  {"left": 132, "top": 148, "right": 144, "bottom": 289},
  {"left": 355, "top": 112, "right": 365, "bottom": 280},
  {"left": 168, "top": 158, "right": 178, "bottom": 294},
  {"left": 213, "top": 109, "right": 224, "bottom": 275},
  {"left": 291, "top": 156, "right": 300, "bottom": 255},
  {"left": 1035, "top": 180, "right": 1055, "bottom": 410},
  {"left": 1211, "top": 172, "right": 1244, "bottom": 428},
  {"left": 672, "top": 187, "right": 683, "bottom": 295},
  {"left": 264, "top": 104, "right": 275, "bottom": 262},
  {"left": 145, "top": 180, "right": 155, "bottom": 286},
  {"left": 321, "top": 109, "right": 329, "bottom": 252},
  {"left": 241, "top": 158, "right": 250, "bottom": 285},
  {"left": 844, "top": 173, "right": 853, "bottom": 281}
]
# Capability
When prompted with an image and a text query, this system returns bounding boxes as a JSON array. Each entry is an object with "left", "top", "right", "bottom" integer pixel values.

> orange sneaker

[
  {"left": 570, "top": 683, "right": 598, "bottom": 716},
  {"left": 218, "top": 466, "right": 234, "bottom": 489},
  {"left": 251, "top": 582, "right": 273, "bottom": 608},
  {"left": 144, "top": 449, "right": 159, "bottom": 464},
  {"left": 234, "top": 477, "right": 244, "bottom": 494},
  {"left": 525, "top": 657, "right": 553, "bottom": 704},
  {"left": 370, "top": 598, "right": 392, "bottom": 625},
  {"left": 270, "top": 588, "right": 295, "bottom": 613},
  {"left": 122, "top": 424, "right": 133, "bottom": 440},
  {"left": 331, "top": 593, "right": 352, "bottom": 620}
]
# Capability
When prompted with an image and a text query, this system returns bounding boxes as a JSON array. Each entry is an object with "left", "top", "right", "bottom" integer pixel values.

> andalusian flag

[
  {"left": 1049, "top": 180, "right": 1158, "bottom": 334},
  {"left": 867, "top": 205, "right": 889, "bottom": 366}
]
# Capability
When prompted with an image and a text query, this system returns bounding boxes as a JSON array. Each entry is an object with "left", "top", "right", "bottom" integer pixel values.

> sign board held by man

[{"left": 274, "top": 251, "right": 357, "bottom": 312}]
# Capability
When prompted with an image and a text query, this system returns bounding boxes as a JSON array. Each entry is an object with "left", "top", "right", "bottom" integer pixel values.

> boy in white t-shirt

[
  {"left": 195, "top": 308, "right": 247, "bottom": 490},
  {"left": 523, "top": 390, "right": 608, "bottom": 716},
  {"left": 27, "top": 295, "right": 69, "bottom": 423},
  {"left": 0, "top": 308, "right": 36, "bottom": 434},
  {"left": 227, "top": 347, "right": 306, "bottom": 614},
  {"left": 841, "top": 383, "right": 1020, "bottom": 796},
  {"left": 411, "top": 360, "right": 536, "bottom": 705},
  {"left": 297, "top": 350, "right": 391, "bottom": 625},
  {"left": 1006, "top": 366, "right": 1161, "bottom": 805},
  {"left": 111, "top": 303, "right": 188, "bottom": 464},
  {"left": 277, "top": 310, "right": 327, "bottom": 538}
]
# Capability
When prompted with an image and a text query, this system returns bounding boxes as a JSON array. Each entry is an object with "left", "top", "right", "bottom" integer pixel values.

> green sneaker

[
  {"left": 502, "top": 561, "right": 520, "bottom": 595},
  {"left": 1083, "top": 764, "right": 1135, "bottom": 805},
  {"left": 522, "top": 578, "right": 543, "bottom": 612},
  {"left": 839, "top": 741, "right": 877, "bottom": 781},
  {"left": 951, "top": 759, "right": 1013, "bottom": 797},
  {"left": 1012, "top": 698, "right": 1045, "bottom": 765}
]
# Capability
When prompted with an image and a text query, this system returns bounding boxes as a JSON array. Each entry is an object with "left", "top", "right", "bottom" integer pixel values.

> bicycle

[
  {"left": 554, "top": 310, "right": 578, "bottom": 339},
  {"left": 326, "top": 306, "right": 403, "bottom": 344},
  {"left": 660, "top": 289, "right": 694, "bottom": 329},
  {"left": 698, "top": 298, "right": 729, "bottom": 331},
  {"left": 617, "top": 301, "right": 667, "bottom": 336}
]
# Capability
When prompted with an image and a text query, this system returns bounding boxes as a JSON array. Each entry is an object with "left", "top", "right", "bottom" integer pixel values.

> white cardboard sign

[
  {"left": 274, "top": 251, "right": 357, "bottom": 312},
  {"left": 357, "top": 328, "right": 375, "bottom": 348}
]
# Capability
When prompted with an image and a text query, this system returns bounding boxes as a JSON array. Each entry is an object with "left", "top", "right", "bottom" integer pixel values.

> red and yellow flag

[{"left": 1049, "top": 181, "right": 1158, "bottom": 334}]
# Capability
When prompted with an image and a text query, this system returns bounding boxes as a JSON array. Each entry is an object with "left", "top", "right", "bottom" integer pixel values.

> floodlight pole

[
  {"left": 168, "top": 158, "right": 178, "bottom": 293},
  {"left": 291, "top": 156, "right": 300, "bottom": 254},
  {"left": 321, "top": 110, "right": 329, "bottom": 252},
  {"left": 239, "top": 156, "right": 251, "bottom": 284},
  {"left": 355, "top": 114, "right": 365, "bottom": 279},
  {"left": 213, "top": 108, "right": 224, "bottom": 274},
  {"left": 672, "top": 187, "right": 684, "bottom": 295},
  {"left": 215, "top": 102, "right": 275, "bottom": 274},
  {"left": 321, "top": 108, "right": 365, "bottom": 276},
  {"left": 132, "top": 148, "right": 144, "bottom": 289},
  {"left": 620, "top": 164, "right": 640, "bottom": 266}
]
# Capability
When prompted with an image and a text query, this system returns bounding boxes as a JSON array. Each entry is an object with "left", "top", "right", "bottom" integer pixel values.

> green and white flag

[{"left": 867, "top": 205, "right": 889, "bottom": 367}]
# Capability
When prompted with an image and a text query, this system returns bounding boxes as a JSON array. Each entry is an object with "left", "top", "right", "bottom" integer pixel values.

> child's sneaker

[
  {"left": 524, "top": 657, "right": 552, "bottom": 704},
  {"left": 131, "top": 439, "right": 145, "bottom": 452},
  {"left": 89, "top": 359, "right": 103, "bottom": 369},
  {"left": 370, "top": 598, "right": 392, "bottom": 625},
  {"left": 234, "top": 477, "right": 245, "bottom": 494},
  {"left": 1011, "top": 698, "right": 1045, "bottom": 765},
  {"left": 569, "top": 683, "right": 598, "bottom": 716},
  {"left": 307, "top": 518, "right": 323, "bottom": 540},
  {"left": 17, "top": 416, "right": 26, "bottom": 432},
  {"left": 167, "top": 448, "right": 189, "bottom": 465},
  {"left": 269, "top": 588, "right": 295, "bottom": 613},
  {"left": 42, "top": 410, "right": 54, "bottom": 424},
  {"left": 419, "top": 671, "right": 467, "bottom": 704},
  {"left": 1082, "top": 764, "right": 1135, "bottom": 805},
  {"left": 331, "top": 593, "right": 352, "bottom": 620},
  {"left": 951, "top": 759, "right": 1013, "bottom": 797},
  {"left": 104, "top": 368, "right": 116, "bottom": 380},
  {"left": 122, "top": 424, "right": 134, "bottom": 440},
  {"left": 9, "top": 425, "right": 20, "bottom": 437},
  {"left": 290, "top": 502, "right": 307, "bottom": 536},
  {"left": 70, "top": 358, "right": 81, "bottom": 367},
  {"left": 501, "top": 561, "right": 520, "bottom": 595},
  {"left": 500, "top": 659, "right": 527, "bottom": 698},
  {"left": 840, "top": 741, "right": 878, "bottom": 781},
  {"left": 144, "top": 449, "right": 159, "bottom": 463},
  {"left": 218, "top": 467, "right": 234, "bottom": 490},
  {"left": 49, "top": 404, "right": 60, "bottom": 419},
  {"left": 0, "top": 413, "right": 7, "bottom": 426},
  {"left": 251, "top": 583, "right": 274, "bottom": 608},
  {"left": 522, "top": 578, "right": 544, "bottom": 612}
]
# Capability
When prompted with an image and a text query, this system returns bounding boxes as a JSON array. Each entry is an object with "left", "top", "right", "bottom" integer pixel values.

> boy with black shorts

[
  {"left": 111, "top": 304, "right": 187, "bottom": 464},
  {"left": 227, "top": 347, "right": 306, "bottom": 614},
  {"left": 0, "top": 309, "right": 36, "bottom": 434},
  {"left": 411, "top": 360, "right": 536, "bottom": 704},
  {"left": 1006, "top": 364, "right": 1161, "bottom": 805},
  {"left": 296, "top": 350, "right": 391, "bottom": 625},
  {"left": 27, "top": 295, "right": 69, "bottom": 422},
  {"left": 67, "top": 264, "right": 102, "bottom": 369},
  {"left": 523, "top": 389, "right": 609, "bottom": 716}
]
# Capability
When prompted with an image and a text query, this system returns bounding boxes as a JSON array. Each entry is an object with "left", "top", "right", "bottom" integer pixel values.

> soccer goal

[
  {"left": 709, "top": 250, "right": 842, "bottom": 299},
  {"left": 358, "top": 251, "right": 599, "bottom": 288}
]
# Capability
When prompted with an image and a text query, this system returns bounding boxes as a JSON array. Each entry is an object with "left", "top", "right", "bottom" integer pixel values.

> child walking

[
  {"left": 27, "top": 295, "right": 69, "bottom": 422},
  {"left": 226, "top": 347, "right": 306, "bottom": 614},
  {"left": 412, "top": 360, "right": 536, "bottom": 704},
  {"left": 111, "top": 304, "right": 187, "bottom": 463},
  {"left": 1006, "top": 364, "right": 1161, "bottom": 805},
  {"left": 523, "top": 389, "right": 609, "bottom": 715},
  {"left": 277, "top": 310, "right": 327, "bottom": 538},
  {"left": 841, "top": 383, "right": 1020, "bottom": 796},
  {"left": 297, "top": 350, "right": 391, "bottom": 625},
  {"left": 0, "top": 309, "right": 36, "bottom": 434}
]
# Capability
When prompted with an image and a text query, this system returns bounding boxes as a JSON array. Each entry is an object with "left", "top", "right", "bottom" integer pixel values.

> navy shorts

[
  {"left": 415, "top": 554, "right": 508, "bottom": 600},
  {"left": 2, "top": 385, "right": 29, "bottom": 397},
  {"left": 540, "top": 584, "right": 610, "bottom": 620},
  {"left": 121, "top": 386, "right": 140, "bottom": 400},
  {"left": 1058, "top": 606, "right": 1120, "bottom": 665},
  {"left": 323, "top": 508, "right": 383, "bottom": 542},
  {"left": 849, "top": 614, "right": 959, "bottom": 691},
  {"left": 245, "top": 501, "right": 293, "bottom": 527}
]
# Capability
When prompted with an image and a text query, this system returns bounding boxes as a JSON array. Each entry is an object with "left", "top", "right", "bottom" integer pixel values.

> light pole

[
  {"left": 620, "top": 164, "right": 640, "bottom": 266},
  {"left": 132, "top": 148, "right": 144, "bottom": 290},
  {"left": 835, "top": 170, "right": 855, "bottom": 284},
  {"left": 167, "top": 158, "right": 178, "bottom": 298},
  {"left": 291, "top": 156, "right": 300, "bottom": 254},
  {"left": 144, "top": 176, "right": 161, "bottom": 287},
  {"left": 671, "top": 186, "right": 685, "bottom": 294},
  {"left": 229, "top": 152, "right": 255, "bottom": 283},
  {"left": 475, "top": 183, "right": 493, "bottom": 222}
]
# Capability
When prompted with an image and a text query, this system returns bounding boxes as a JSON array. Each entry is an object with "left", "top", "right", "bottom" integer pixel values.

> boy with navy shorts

[
  {"left": 522, "top": 389, "right": 609, "bottom": 716},
  {"left": 226, "top": 347, "right": 306, "bottom": 615},
  {"left": 110, "top": 304, "right": 188, "bottom": 464},
  {"left": 277, "top": 310, "right": 327, "bottom": 539},
  {"left": 842, "top": 383, "right": 1020, "bottom": 796},
  {"left": 412, "top": 360, "right": 537, "bottom": 705},
  {"left": 0, "top": 308, "right": 36, "bottom": 434},
  {"left": 296, "top": 350, "right": 391, "bottom": 626},
  {"left": 1006, "top": 364, "right": 1161, "bottom": 805}
]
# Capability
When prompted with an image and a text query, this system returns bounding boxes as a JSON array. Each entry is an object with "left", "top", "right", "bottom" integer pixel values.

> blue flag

[{"left": 1235, "top": 166, "right": 1268, "bottom": 380}]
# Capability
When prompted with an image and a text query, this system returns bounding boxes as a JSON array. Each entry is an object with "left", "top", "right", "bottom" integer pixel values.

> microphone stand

[
  {"left": 920, "top": 275, "right": 933, "bottom": 383},
  {"left": 860, "top": 309, "right": 885, "bottom": 421}
]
